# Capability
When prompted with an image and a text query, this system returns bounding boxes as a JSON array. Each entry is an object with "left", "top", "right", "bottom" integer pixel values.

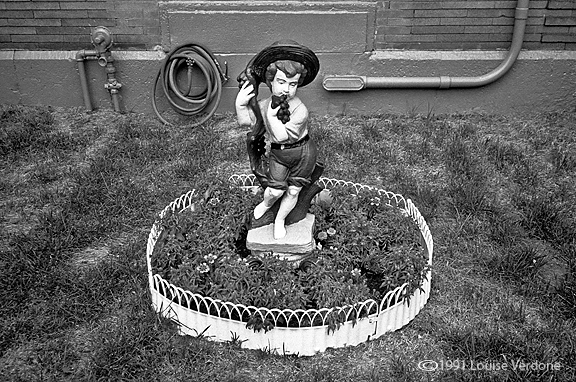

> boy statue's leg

[
  {"left": 254, "top": 187, "right": 285, "bottom": 220},
  {"left": 273, "top": 185, "right": 302, "bottom": 239}
]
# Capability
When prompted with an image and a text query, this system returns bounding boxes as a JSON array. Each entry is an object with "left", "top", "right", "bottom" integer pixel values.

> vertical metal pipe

[
  {"left": 103, "top": 52, "right": 122, "bottom": 112},
  {"left": 76, "top": 50, "right": 98, "bottom": 111},
  {"left": 111, "top": 92, "right": 121, "bottom": 112}
]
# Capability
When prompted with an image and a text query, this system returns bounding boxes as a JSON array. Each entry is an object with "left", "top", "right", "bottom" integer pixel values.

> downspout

[{"left": 323, "top": 0, "right": 530, "bottom": 91}]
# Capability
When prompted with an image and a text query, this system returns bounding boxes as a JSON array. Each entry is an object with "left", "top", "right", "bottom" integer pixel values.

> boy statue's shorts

[{"left": 267, "top": 139, "right": 317, "bottom": 190}]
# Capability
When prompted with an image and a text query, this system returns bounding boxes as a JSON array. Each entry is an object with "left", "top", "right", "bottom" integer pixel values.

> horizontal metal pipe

[{"left": 323, "top": 0, "right": 530, "bottom": 91}]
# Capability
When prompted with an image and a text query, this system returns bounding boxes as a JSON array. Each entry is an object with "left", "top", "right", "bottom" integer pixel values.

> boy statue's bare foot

[
  {"left": 274, "top": 221, "right": 287, "bottom": 239},
  {"left": 253, "top": 201, "right": 269, "bottom": 220}
]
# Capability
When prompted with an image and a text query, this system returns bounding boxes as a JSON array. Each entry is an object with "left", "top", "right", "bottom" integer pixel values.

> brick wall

[
  {"left": 0, "top": 0, "right": 575, "bottom": 51},
  {"left": 376, "top": 0, "right": 576, "bottom": 50},
  {"left": 543, "top": 0, "right": 576, "bottom": 47},
  {"left": 0, "top": 0, "right": 161, "bottom": 50}
]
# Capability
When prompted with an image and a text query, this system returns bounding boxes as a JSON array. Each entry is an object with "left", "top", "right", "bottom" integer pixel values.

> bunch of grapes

[
  {"left": 271, "top": 95, "right": 290, "bottom": 124},
  {"left": 252, "top": 134, "right": 266, "bottom": 157}
]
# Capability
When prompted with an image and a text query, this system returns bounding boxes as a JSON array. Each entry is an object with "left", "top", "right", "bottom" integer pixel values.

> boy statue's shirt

[{"left": 259, "top": 96, "right": 308, "bottom": 144}]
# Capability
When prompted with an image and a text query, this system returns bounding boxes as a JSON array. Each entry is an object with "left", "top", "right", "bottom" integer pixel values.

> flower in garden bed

[
  {"left": 203, "top": 253, "right": 217, "bottom": 264},
  {"left": 151, "top": 181, "right": 428, "bottom": 331}
]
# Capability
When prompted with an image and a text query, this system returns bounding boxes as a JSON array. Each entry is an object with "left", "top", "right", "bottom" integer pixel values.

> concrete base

[{"left": 247, "top": 214, "right": 316, "bottom": 261}]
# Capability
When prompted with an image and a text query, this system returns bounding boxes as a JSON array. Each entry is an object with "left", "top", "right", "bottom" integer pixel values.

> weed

[
  {"left": 441, "top": 326, "right": 525, "bottom": 361},
  {"left": 229, "top": 332, "right": 248, "bottom": 348},
  {"left": 389, "top": 354, "right": 417, "bottom": 382},
  {"left": 486, "top": 207, "right": 526, "bottom": 248},
  {"left": 515, "top": 193, "right": 575, "bottom": 249},
  {"left": 360, "top": 117, "right": 384, "bottom": 141},
  {"left": 444, "top": 128, "right": 491, "bottom": 215},
  {"left": 550, "top": 142, "right": 576, "bottom": 173},
  {"left": 511, "top": 159, "right": 540, "bottom": 189},
  {"left": 483, "top": 136, "right": 526, "bottom": 170},
  {"left": 396, "top": 178, "right": 441, "bottom": 221},
  {"left": 489, "top": 241, "right": 547, "bottom": 282}
]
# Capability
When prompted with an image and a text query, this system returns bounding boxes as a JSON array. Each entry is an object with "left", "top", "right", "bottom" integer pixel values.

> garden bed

[{"left": 146, "top": 174, "right": 433, "bottom": 355}]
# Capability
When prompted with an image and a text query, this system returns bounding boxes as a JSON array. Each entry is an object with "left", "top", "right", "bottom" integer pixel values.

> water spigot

[{"left": 104, "top": 79, "right": 122, "bottom": 93}]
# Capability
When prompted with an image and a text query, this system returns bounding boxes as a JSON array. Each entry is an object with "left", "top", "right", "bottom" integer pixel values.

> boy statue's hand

[{"left": 236, "top": 81, "right": 255, "bottom": 108}]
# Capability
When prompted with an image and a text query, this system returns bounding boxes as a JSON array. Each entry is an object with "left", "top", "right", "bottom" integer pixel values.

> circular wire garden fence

[{"left": 146, "top": 175, "right": 433, "bottom": 356}]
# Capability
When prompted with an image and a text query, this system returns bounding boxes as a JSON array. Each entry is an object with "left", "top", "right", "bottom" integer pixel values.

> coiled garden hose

[{"left": 152, "top": 42, "right": 228, "bottom": 127}]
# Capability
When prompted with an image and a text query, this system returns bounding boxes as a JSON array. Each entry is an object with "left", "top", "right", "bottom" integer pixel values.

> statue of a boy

[{"left": 235, "top": 40, "right": 321, "bottom": 239}]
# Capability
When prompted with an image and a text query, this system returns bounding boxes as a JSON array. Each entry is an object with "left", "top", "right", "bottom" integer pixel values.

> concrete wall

[
  {"left": 1, "top": 48, "right": 574, "bottom": 116},
  {"left": 1, "top": 0, "right": 575, "bottom": 116}
]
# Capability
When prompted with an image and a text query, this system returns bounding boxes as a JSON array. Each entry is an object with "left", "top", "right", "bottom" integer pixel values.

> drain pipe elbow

[
  {"left": 450, "top": 1, "right": 529, "bottom": 88},
  {"left": 323, "top": 0, "right": 530, "bottom": 91}
]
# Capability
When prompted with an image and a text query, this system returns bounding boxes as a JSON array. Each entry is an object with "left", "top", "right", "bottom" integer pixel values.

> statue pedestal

[{"left": 247, "top": 213, "right": 315, "bottom": 264}]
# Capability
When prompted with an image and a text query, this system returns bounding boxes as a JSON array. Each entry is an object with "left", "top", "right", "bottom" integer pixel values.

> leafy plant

[{"left": 151, "top": 182, "right": 428, "bottom": 332}]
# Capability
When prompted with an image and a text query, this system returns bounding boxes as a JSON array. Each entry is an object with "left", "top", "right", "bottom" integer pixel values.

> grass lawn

[{"left": 1, "top": 104, "right": 575, "bottom": 381}]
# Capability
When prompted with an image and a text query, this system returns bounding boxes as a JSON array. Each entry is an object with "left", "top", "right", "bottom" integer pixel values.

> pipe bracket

[
  {"left": 323, "top": 75, "right": 366, "bottom": 91},
  {"left": 438, "top": 76, "right": 452, "bottom": 89},
  {"left": 515, "top": 7, "right": 529, "bottom": 20}
]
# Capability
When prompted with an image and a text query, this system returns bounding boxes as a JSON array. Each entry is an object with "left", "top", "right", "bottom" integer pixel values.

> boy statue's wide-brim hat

[{"left": 248, "top": 40, "right": 320, "bottom": 87}]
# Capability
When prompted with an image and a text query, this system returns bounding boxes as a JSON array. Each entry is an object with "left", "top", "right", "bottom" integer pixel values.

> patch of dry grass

[{"left": 1, "top": 104, "right": 575, "bottom": 381}]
